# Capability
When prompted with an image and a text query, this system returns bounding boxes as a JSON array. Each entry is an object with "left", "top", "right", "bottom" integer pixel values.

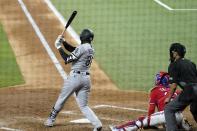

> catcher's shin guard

[
  {"left": 115, "top": 117, "right": 145, "bottom": 131},
  {"left": 147, "top": 111, "right": 181, "bottom": 126},
  {"left": 113, "top": 111, "right": 186, "bottom": 131},
  {"left": 114, "top": 112, "right": 165, "bottom": 131}
]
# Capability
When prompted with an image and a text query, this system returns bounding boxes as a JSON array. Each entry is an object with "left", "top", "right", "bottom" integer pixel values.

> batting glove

[{"left": 55, "top": 35, "right": 65, "bottom": 49}]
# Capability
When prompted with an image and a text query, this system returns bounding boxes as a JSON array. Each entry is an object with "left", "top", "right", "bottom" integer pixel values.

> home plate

[{"left": 70, "top": 118, "right": 91, "bottom": 124}]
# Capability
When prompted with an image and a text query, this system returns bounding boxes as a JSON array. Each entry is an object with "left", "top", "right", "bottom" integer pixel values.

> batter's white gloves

[{"left": 55, "top": 35, "right": 65, "bottom": 49}]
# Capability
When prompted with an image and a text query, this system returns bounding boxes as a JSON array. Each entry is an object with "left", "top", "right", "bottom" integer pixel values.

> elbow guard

[{"left": 64, "top": 53, "right": 77, "bottom": 64}]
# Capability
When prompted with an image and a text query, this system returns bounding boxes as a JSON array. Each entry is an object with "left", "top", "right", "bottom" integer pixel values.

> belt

[{"left": 73, "top": 70, "right": 90, "bottom": 75}]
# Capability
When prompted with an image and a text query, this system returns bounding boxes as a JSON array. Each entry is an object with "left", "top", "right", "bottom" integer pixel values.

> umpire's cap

[
  {"left": 169, "top": 43, "right": 186, "bottom": 58},
  {"left": 80, "top": 29, "right": 94, "bottom": 44}
]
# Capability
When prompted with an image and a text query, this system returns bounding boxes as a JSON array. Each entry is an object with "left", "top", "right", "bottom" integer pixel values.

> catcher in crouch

[{"left": 110, "top": 71, "right": 191, "bottom": 131}]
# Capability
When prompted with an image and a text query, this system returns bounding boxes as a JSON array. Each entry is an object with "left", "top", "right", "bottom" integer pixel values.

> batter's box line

[
  {"left": 154, "top": 0, "right": 197, "bottom": 11},
  {"left": 0, "top": 127, "right": 22, "bottom": 131},
  {"left": 93, "top": 104, "right": 147, "bottom": 112},
  {"left": 61, "top": 104, "right": 147, "bottom": 114}
]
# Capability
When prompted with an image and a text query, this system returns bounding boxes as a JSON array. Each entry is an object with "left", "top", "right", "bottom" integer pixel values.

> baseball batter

[
  {"left": 44, "top": 29, "right": 102, "bottom": 131},
  {"left": 109, "top": 71, "right": 191, "bottom": 131}
]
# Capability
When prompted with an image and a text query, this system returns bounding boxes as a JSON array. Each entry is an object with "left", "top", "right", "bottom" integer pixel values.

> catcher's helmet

[
  {"left": 155, "top": 71, "right": 169, "bottom": 87},
  {"left": 80, "top": 29, "right": 94, "bottom": 43},
  {"left": 169, "top": 43, "right": 186, "bottom": 60}
]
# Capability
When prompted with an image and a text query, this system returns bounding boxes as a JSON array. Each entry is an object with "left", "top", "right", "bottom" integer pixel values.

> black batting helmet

[
  {"left": 169, "top": 43, "right": 186, "bottom": 62},
  {"left": 80, "top": 29, "right": 94, "bottom": 43}
]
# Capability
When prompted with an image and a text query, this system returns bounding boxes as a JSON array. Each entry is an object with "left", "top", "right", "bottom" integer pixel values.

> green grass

[
  {"left": 51, "top": 0, "right": 197, "bottom": 91},
  {"left": 0, "top": 23, "right": 24, "bottom": 88}
]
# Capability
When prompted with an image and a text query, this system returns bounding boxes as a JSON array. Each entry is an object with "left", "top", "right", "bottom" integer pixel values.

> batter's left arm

[{"left": 54, "top": 35, "right": 77, "bottom": 64}]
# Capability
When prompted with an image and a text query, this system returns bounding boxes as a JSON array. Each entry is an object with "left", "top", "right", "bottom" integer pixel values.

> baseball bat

[{"left": 61, "top": 10, "right": 77, "bottom": 36}]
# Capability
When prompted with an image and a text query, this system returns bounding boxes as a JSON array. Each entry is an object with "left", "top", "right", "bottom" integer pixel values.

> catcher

[{"left": 109, "top": 71, "right": 191, "bottom": 131}]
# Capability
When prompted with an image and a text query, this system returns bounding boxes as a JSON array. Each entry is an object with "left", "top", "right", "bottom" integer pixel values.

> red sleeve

[
  {"left": 170, "top": 89, "right": 181, "bottom": 99},
  {"left": 148, "top": 90, "right": 156, "bottom": 116},
  {"left": 148, "top": 103, "right": 155, "bottom": 116},
  {"left": 149, "top": 89, "right": 157, "bottom": 104}
]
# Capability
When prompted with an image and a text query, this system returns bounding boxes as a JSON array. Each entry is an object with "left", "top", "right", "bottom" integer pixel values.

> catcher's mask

[
  {"left": 80, "top": 29, "right": 94, "bottom": 44},
  {"left": 169, "top": 43, "right": 186, "bottom": 62},
  {"left": 155, "top": 71, "right": 169, "bottom": 88}
]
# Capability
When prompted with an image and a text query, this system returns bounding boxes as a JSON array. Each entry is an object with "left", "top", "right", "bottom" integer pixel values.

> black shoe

[{"left": 93, "top": 126, "right": 102, "bottom": 131}]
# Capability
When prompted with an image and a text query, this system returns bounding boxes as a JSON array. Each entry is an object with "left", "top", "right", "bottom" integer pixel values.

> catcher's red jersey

[{"left": 148, "top": 85, "right": 180, "bottom": 116}]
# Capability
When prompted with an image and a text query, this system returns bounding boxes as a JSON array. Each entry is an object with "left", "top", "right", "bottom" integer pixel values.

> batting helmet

[
  {"left": 80, "top": 29, "right": 94, "bottom": 43},
  {"left": 155, "top": 71, "right": 169, "bottom": 87},
  {"left": 169, "top": 43, "right": 186, "bottom": 62}
]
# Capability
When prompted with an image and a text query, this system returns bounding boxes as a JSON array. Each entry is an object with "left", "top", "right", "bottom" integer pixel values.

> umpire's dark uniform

[{"left": 164, "top": 43, "right": 197, "bottom": 131}]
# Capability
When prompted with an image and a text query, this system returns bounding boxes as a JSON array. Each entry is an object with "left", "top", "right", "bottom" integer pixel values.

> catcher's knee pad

[{"left": 137, "top": 116, "right": 145, "bottom": 128}]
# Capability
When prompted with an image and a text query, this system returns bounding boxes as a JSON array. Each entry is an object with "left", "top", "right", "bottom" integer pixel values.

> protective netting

[
  {"left": 50, "top": 0, "right": 197, "bottom": 91},
  {"left": 0, "top": 0, "right": 197, "bottom": 91},
  {"left": 0, "top": 0, "right": 197, "bottom": 130}
]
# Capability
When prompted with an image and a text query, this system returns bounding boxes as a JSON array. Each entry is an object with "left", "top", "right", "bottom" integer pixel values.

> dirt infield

[{"left": 0, "top": 0, "right": 196, "bottom": 131}]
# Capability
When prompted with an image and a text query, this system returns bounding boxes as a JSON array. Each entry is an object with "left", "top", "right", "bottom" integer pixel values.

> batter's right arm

[{"left": 58, "top": 48, "right": 77, "bottom": 64}]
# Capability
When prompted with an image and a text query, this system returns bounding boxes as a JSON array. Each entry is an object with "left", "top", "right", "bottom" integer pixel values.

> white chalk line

[
  {"left": 154, "top": 0, "right": 197, "bottom": 11},
  {"left": 18, "top": 0, "right": 67, "bottom": 80},
  {"left": 70, "top": 117, "right": 123, "bottom": 123},
  {"left": 174, "top": 8, "right": 197, "bottom": 11},
  {"left": 0, "top": 120, "right": 22, "bottom": 131},
  {"left": 93, "top": 104, "right": 147, "bottom": 112},
  {"left": 61, "top": 104, "right": 147, "bottom": 115},
  {"left": 154, "top": 0, "right": 173, "bottom": 11},
  {"left": 14, "top": 116, "right": 45, "bottom": 122},
  {"left": 0, "top": 127, "right": 22, "bottom": 131}
]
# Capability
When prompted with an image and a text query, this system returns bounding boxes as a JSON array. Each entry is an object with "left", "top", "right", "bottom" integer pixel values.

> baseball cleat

[
  {"left": 93, "top": 126, "right": 102, "bottom": 131},
  {"left": 181, "top": 118, "right": 192, "bottom": 131},
  {"left": 44, "top": 117, "right": 55, "bottom": 127}
]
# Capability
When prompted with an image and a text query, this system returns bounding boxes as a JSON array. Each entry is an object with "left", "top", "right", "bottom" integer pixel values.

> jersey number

[{"left": 86, "top": 56, "right": 93, "bottom": 67}]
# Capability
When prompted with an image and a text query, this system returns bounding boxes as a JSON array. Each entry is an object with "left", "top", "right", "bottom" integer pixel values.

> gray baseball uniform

[{"left": 50, "top": 43, "right": 102, "bottom": 129}]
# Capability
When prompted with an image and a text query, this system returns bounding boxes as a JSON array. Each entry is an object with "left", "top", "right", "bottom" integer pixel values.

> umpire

[{"left": 164, "top": 43, "right": 197, "bottom": 131}]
